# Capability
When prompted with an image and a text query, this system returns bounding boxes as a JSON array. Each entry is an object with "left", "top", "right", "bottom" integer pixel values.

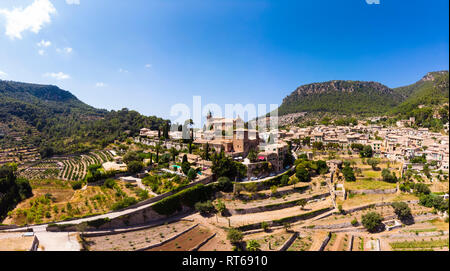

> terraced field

[
  {"left": 58, "top": 150, "right": 115, "bottom": 181},
  {"left": 18, "top": 150, "right": 115, "bottom": 182}
]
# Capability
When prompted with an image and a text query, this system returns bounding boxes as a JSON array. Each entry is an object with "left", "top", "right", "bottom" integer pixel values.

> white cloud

[
  {"left": 118, "top": 68, "right": 129, "bottom": 73},
  {"left": 95, "top": 82, "right": 106, "bottom": 87},
  {"left": 0, "top": 0, "right": 57, "bottom": 40},
  {"left": 38, "top": 49, "right": 45, "bottom": 55},
  {"left": 56, "top": 47, "right": 73, "bottom": 54},
  {"left": 145, "top": 64, "right": 152, "bottom": 69},
  {"left": 44, "top": 72, "right": 70, "bottom": 80},
  {"left": 0, "top": 70, "right": 7, "bottom": 78},
  {"left": 66, "top": 0, "right": 80, "bottom": 5},
  {"left": 37, "top": 40, "right": 51, "bottom": 47}
]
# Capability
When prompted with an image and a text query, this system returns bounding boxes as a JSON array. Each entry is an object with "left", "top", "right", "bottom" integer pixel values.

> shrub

[
  {"left": 86, "top": 218, "right": 111, "bottom": 228},
  {"left": 351, "top": 218, "right": 358, "bottom": 226},
  {"left": 338, "top": 204, "right": 345, "bottom": 214},
  {"left": 71, "top": 181, "right": 83, "bottom": 190},
  {"left": 111, "top": 197, "right": 137, "bottom": 211},
  {"left": 195, "top": 201, "right": 216, "bottom": 215},
  {"left": 127, "top": 161, "right": 144, "bottom": 174},
  {"left": 227, "top": 228, "right": 243, "bottom": 244},
  {"left": 261, "top": 221, "right": 270, "bottom": 231},
  {"left": 246, "top": 240, "right": 261, "bottom": 251},
  {"left": 217, "top": 177, "right": 233, "bottom": 192},
  {"left": 215, "top": 199, "right": 226, "bottom": 215}
]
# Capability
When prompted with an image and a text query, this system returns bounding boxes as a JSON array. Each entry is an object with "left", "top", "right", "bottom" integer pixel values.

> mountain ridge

[
  {"left": 277, "top": 71, "right": 449, "bottom": 118},
  {"left": 0, "top": 80, "right": 168, "bottom": 156}
]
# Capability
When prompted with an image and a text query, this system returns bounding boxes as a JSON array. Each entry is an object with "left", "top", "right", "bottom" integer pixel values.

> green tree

[
  {"left": 169, "top": 147, "right": 179, "bottom": 162},
  {"left": 187, "top": 168, "right": 197, "bottom": 181},
  {"left": 360, "top": 145, "right": 373, "bottom": 158},
  {"left": 181, "top": 161, "right": 191, "bottom": 175},
  {"left": 391, "top": 202, "right": 412, "bottom": 222},
  {"left": 381, "top": 169, "right": 398, "bottom": 183},
  {"left": 342, "top": 165, "right": 356, "bottom": 182},
  {"left": 227, "top": 228, "right": 244, "bottom": 244},
  {"left": 296, "top": 164, "right": 311, "bottom": 182},
  {"left": 127, "top": 161, "right": 143, "bottom": 174},
  {"left": 215, "top": 199, "right": 226, "bottom": 216},
  {"left": 367, "top": 158, "right": 380, "bottom": 170},
  {"left": 361, "top": 212, "right": 383, "bottom": 233}
]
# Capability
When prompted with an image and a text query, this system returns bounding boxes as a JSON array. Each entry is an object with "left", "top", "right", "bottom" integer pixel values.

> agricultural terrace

[
  {"left": 84, "top": 220, "right": 196, "bottom": 251},
  {"left": 142, "top": 170, "right": 190, "bottom": 195},
  {"left": 2, "top": 178, "right": 150, "bottom": 226},
  {"left": 17, "top": 150, "right": 115, "bottom": 182},
  {"left": 58, "top": 150, "right": 115, "bottom": 181}
]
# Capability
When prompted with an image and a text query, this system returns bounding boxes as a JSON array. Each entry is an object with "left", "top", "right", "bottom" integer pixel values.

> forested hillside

[
  {"left": 0, "top": 80, "right": 169, "bottom": 156},
  {"left": 276, "top": 71, "right": 449, "bottom": 129},
  {"left": 278, "top": 80, "right": 403, "bottom": 116}
]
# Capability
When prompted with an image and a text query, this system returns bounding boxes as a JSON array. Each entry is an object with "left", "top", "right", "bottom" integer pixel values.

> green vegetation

[
  {"left": 278, "top": 80, "right": 402, "bottom": 116},
  {"left": 151, "top": 184, "right": 215, "bottom": 215},
  {"left": 381, "top": 169, "right": 398, "bottom": 183},
  {"left": 194, "top": 201, "right": 216, "bottom": 215},
  {"left": 246, "top": 240, "right": 261, "bottom": 251},
  {"left": 0, "top": 164, "right": 33, "bottom": 220},
  {"left": 361, "top": 212, "right": 383, "bottom": 233},
  {"left": 277, "top": 71, "right": 449, "bottom": 131},
  {"left": 390, "top": 238, "right": 449, "bottom": 250},
  {"left": 391, "top": 202, "right": 412, "bottom": 221},
  {"left": 419, "top": 193, "right": 449, "bottom": 213},
  {"left": 0, "top": 80, "right": 168, "bottom": 155},
  {"left": 142, "top": 172, "right": 188, "bottom": 194},
  {"left": 227, "top": 228, "right": 244, "bottom": 245},
  {"left": 392, "top": 71, "right": 449, "bottom": 131},
  {"left": 342, "top": 165, "right": 356, "bottom": 182},
  {"left": 211, "top": 151, "right": 247, "bottom": 180},
  {"left": 111, "top": 197, "right": 138, "bottom": 211}
]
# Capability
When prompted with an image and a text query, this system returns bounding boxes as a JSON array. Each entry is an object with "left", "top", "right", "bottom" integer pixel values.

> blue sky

[{"left": 0, "top": 0, "right": 448, "bottom": 122}]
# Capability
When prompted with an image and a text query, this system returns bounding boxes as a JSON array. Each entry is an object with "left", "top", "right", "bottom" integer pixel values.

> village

[{"left": 1, "top": 114, "right": 448, "bottom": 252}]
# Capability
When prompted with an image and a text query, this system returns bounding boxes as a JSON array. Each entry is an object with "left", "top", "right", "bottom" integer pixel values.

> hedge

[
  {"left": 86, "top": 218, "right": 111, "bottom": 228},
  {"left": 152, "top": 184, "right": 215, "bottom": 216}
]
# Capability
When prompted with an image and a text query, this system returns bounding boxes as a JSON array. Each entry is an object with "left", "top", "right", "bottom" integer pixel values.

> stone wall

[
  {"left": 229, "top": 192, "right": 330, "bottom": 215},
  {"left": 344, "top": 200, "right": 419, "bottom": 214},
  {"left": 279, "top": 232, "right": 299, "bottom": 251},
  {"left": 348, "top": 188, "right": 398, "bottom": 195}
]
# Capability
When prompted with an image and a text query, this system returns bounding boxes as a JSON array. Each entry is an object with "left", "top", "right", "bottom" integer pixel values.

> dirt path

[
  {"left": 218, "top": 199, "right": 332, "bottom": 228},
  {"left": 187, "top": 213, "right": 232, "bottom": 251},
  {"left": 146, "top": 226, "right": 211, "bottom": 251}
]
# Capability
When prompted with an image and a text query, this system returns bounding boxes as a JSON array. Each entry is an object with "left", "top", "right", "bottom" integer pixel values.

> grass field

[
  {"left": 345, "top": 179, "right": 396, "bottom": 191},
  {"left": 429, "top": 218, "right": 450, "bottom": 231},
  {"left": 361, "top": 170, "right": 382, "bottom": 179},
  {"left": 390, "top": 238, "right": 449, "bottom": 250},
  {"left": 338, "top": 193, "right": 418, "bottom": 209}
]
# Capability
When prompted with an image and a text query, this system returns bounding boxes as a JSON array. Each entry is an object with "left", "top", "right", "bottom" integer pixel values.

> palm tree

[
  {"left": 246, "top": 240, "right": 261, "bottom": 251},
  {"left": 297, "top": 199, "right": 307, "bottom": 210}
]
